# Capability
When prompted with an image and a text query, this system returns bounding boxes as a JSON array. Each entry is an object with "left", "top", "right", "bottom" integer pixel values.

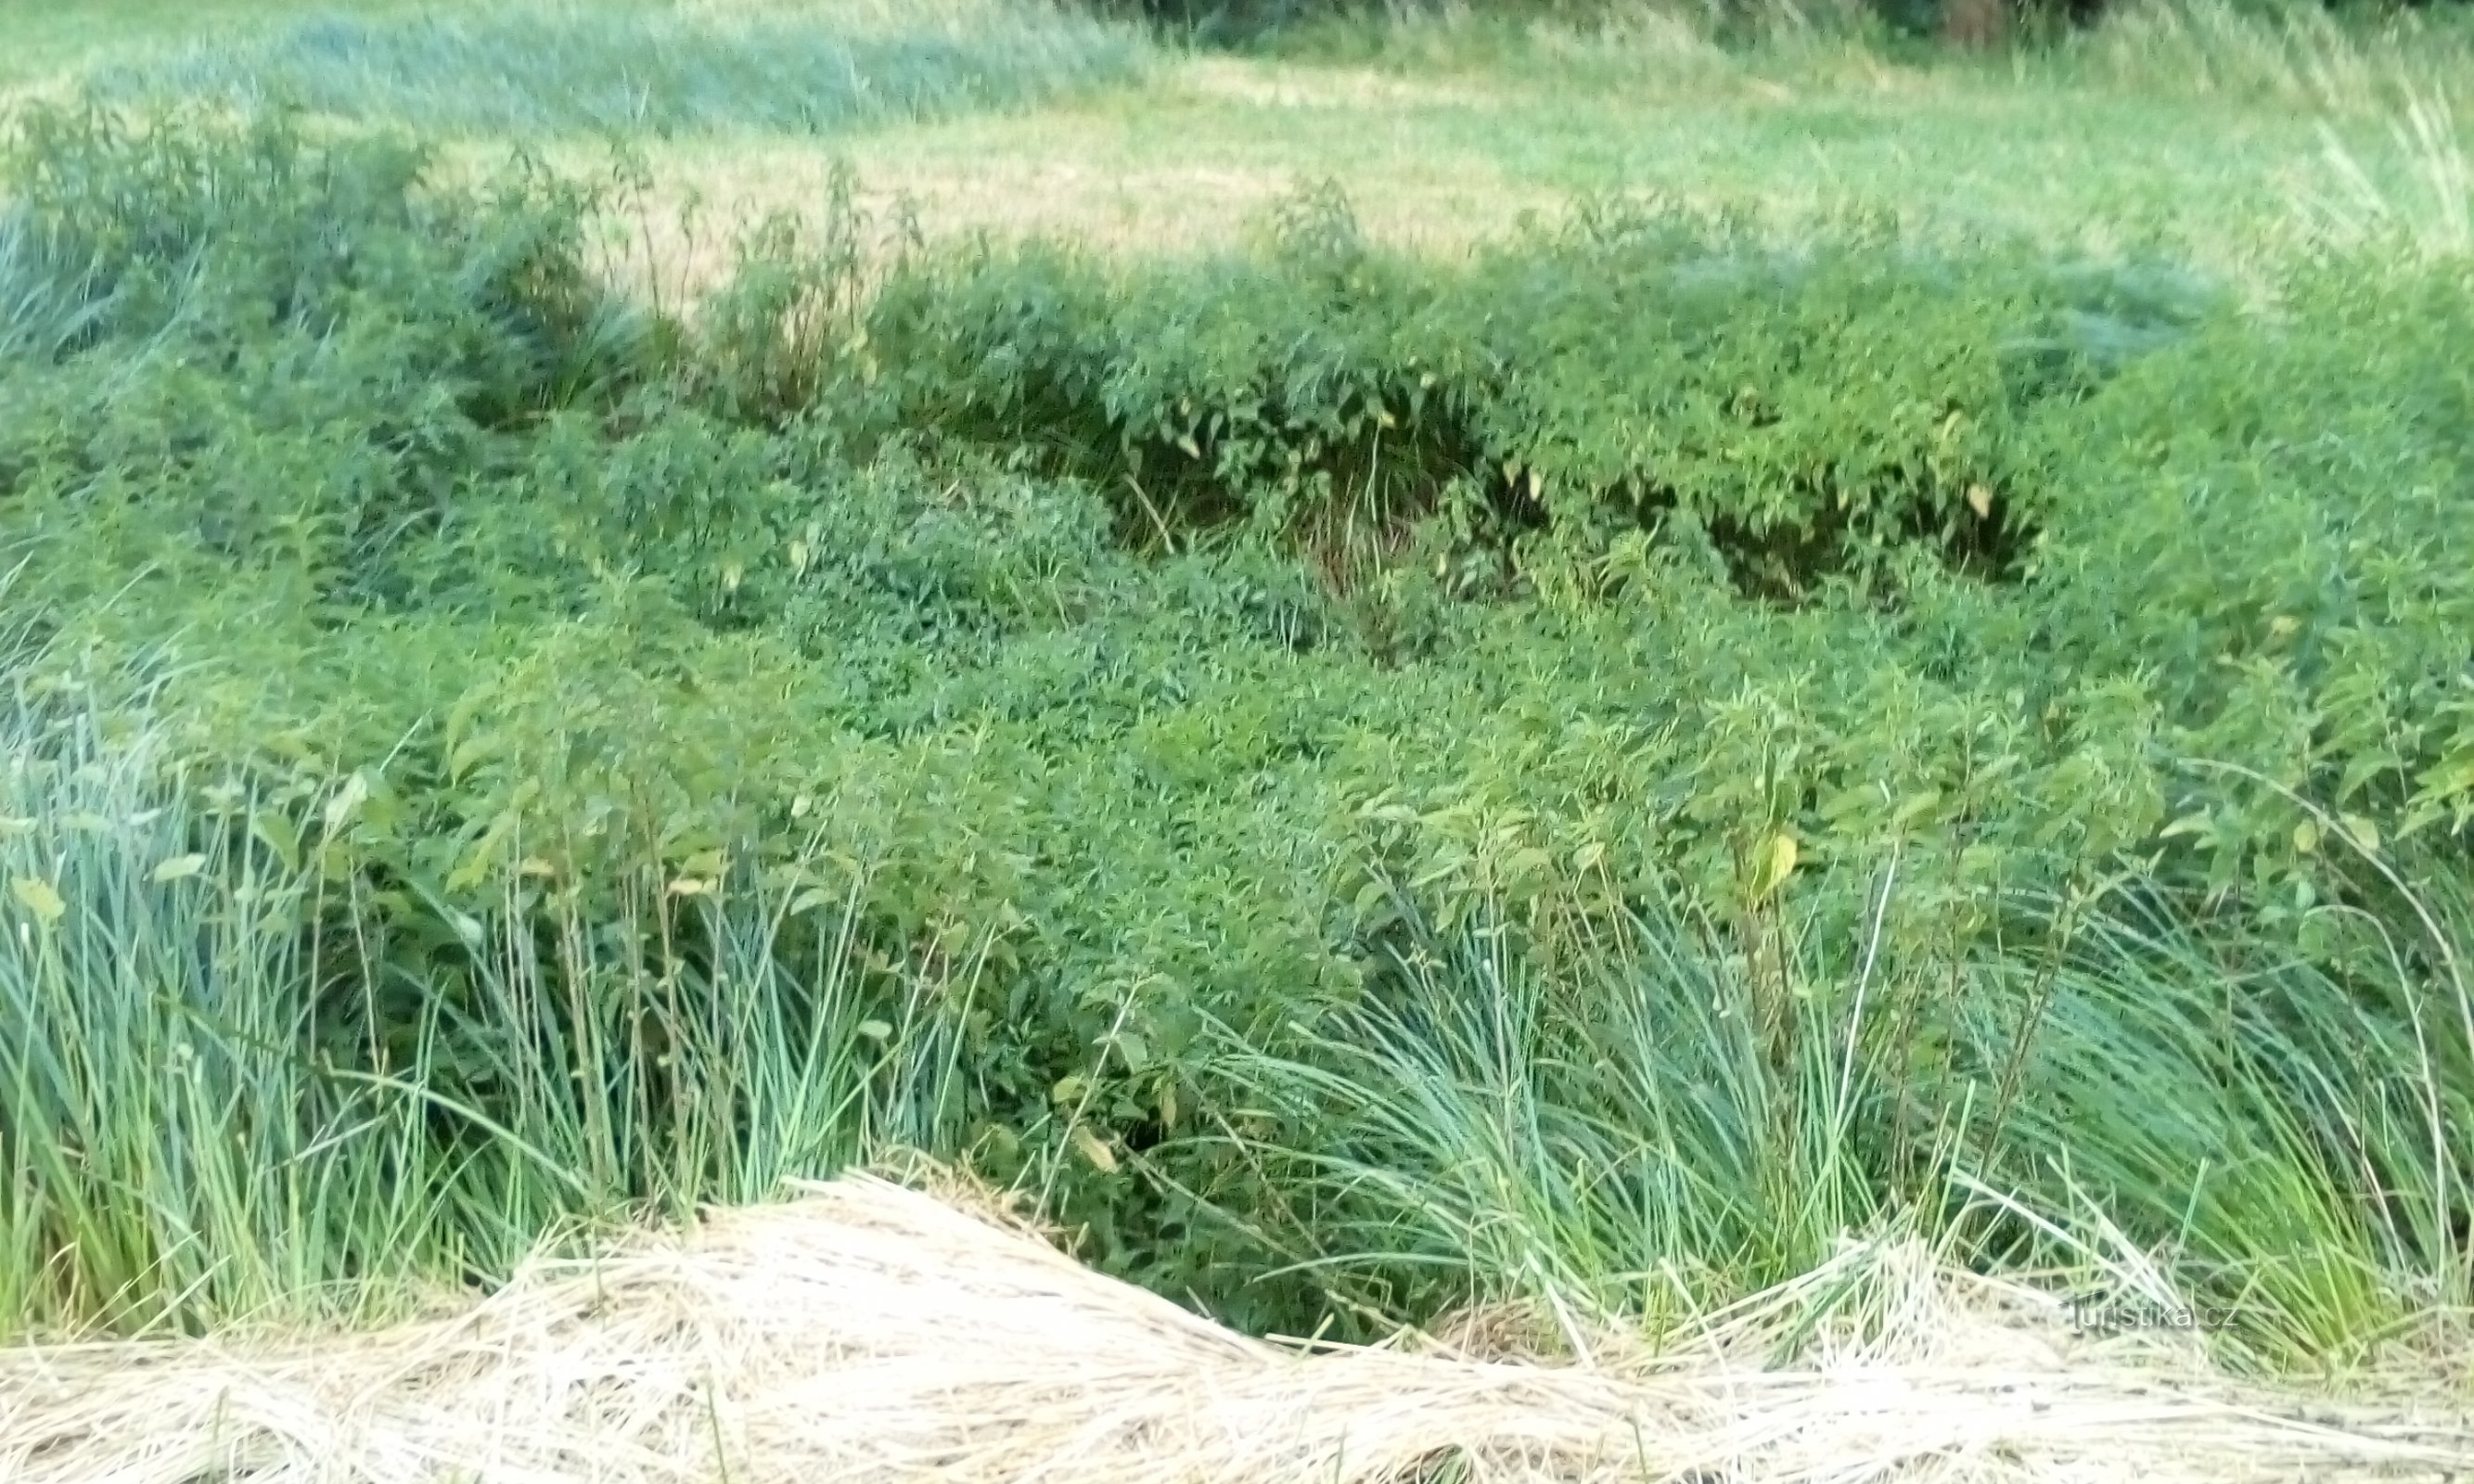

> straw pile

[{"left": 5, "top": 1173, "right": 2469, "bottom": 1483}]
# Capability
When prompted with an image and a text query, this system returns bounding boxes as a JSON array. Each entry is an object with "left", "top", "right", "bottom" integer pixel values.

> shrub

[{"left": 842, "top": 197, "right": 2211, "bottom": 599}]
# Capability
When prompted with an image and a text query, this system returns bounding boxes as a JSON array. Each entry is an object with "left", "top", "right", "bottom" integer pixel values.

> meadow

[{"left": 1, "top": 0, "right": 2471, "bottom": 1400}]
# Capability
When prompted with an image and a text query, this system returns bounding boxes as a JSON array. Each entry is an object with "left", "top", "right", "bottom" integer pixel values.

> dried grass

[{"left": 4, "top": 1174, "right": 2468, "bottom": 1484}]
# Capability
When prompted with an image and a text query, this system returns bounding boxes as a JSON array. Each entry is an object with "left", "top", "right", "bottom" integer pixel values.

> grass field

[
  {"left": 4, "top": 0, "right": 2474, "bottom": 1438},
  {"left": 17, "top": 0, "right": 2471, "bottom": 260}
]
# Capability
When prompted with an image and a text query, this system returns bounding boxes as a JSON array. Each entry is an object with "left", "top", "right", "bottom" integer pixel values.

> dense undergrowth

[{"left": 1, "top": 106, "right": 2470, "bottom": 1365}]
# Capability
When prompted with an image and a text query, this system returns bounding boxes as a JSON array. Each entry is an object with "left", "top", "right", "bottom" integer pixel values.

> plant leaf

[
  {"left": 1070, "top": 1124, "right": 1119, "bottom": 1173},
  {"left": 11, "top": 876, "right": 65, "bottom": 925},
  {"left": 1750, "top": 832, "right": 1799, "bottom": 902},
  {"left": 151, "top": 854, "right": 208, "bottom": 883}
]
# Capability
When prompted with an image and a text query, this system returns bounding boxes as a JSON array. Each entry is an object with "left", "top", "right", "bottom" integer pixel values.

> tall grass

[
  {"left": 2307, "top": 86, "right": 2472, "bottom": 259},
  {"left": 1250, "top": 0, "right": 1873, "bottom": 81},
  {"left": 2062, "top": 0, "right": 2474, "bottom": 113},
  {"left": 1284, "top": 0, "right": 2474, "bottom": 114},
  {"left": 0, "top": 209, "right": 107, "bottom": 363},
  {"left": 98, "top": 0, "right": 1147, "bottom": 138},
  {"left": 1216, "top": 873, "right": 2474, "bottom": 1367},
  {"left": 0, "top": 676, "right": 429, "bottom": 1331},
  {"left": 0, "top": 672, "right": 966, "bottom": 1336}
]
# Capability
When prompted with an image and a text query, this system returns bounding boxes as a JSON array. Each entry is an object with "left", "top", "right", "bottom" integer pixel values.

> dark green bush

[{"left": 839, "top": 196, "right": 2212, "bottom": 603}]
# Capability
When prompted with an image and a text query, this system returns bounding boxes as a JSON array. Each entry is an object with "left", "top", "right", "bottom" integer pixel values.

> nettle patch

[{"left": 838, "top": 193, "right": 2214, "bottom": 605}]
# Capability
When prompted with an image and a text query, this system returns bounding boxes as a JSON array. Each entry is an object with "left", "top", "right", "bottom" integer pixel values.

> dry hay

[{"left": 4, "top": 1174, "right": 2469, "bottom": 1484}]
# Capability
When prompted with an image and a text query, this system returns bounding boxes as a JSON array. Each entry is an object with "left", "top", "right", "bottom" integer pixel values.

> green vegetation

[
  {"left": 2, "top": 0, "right": 2471, "bottom": 1382},
  {"left": 97, "top": 1, "right": 1145, "bottom": 138},
  {"left": 0, "top": 0, "right": 382, "bottom": 87}
]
